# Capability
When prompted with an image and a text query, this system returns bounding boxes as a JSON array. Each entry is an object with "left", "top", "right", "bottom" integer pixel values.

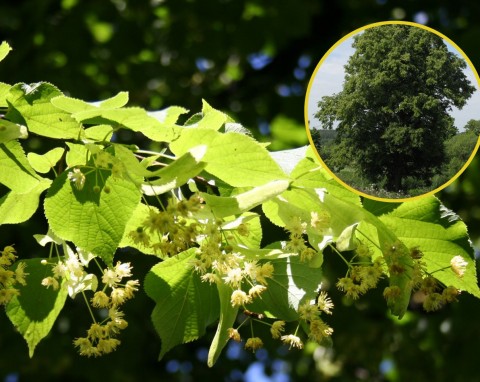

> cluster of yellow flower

[
  {"left": 73, "top": 261, "right": 139, "bottom": 357},
  {"left": 41, "top": 243, "right": 139, "bottom": 357},
  {"left": 214, "top": 214, "right": 334, "bottom": 353},
  {"left": 228, "top": 291, "right": 334, "bottom": 353},
  {"left": 0, "top": 245, "right": 28, "bottom": 305},
  {"left": 336, "top": 258, "right": 384, "bottom": 299},
  {"left": 73, "top": 308, "right": 128, "bottom": 357},
  {"left": 133, "top": 194, "right": 334, "bottom": 354},
  {"left": 129, "top": 194, "right": 202, "bottom": 257},
  {"left": 285, "top": 213, "right": 330, "bottom": 262},
  {"left": 335, "top": 239, "right": 463, "bottom": 313}
]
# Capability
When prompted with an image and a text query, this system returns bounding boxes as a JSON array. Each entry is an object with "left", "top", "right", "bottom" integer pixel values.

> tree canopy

[
  {"left": 315, "top": 24, "right": 475, "bottom": 192},
  {"left": 464, "top": 119, "right": 480, "bottom": 135}
]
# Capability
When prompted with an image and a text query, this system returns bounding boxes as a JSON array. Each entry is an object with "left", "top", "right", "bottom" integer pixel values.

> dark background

[{"left": 1, "top": 1, "right": 480, "bottom": 381}]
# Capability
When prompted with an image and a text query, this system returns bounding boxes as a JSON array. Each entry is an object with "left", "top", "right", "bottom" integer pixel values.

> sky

[{"left": 306, "top": 32, "right": 480, "bottom": 131}]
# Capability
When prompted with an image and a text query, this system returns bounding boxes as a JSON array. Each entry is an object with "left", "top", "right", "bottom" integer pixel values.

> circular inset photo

[{"left": 305, "top": 21, "right": 480, "bottom": 201}]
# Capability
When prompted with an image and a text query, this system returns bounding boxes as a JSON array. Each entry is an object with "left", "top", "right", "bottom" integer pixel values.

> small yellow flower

[
  {"left": 91, "top": 291, "right": 110, "bottom": 308},
  {"left": 73, "top": 337, "right": 93, "bottom": 355},
  {"left": 201, "top": 273, "right": 219, "bottom": 284},
  {"left": 128, "top": 227, "right": 151, "bottom": 247},
  {"left": 109, "top": 308, "right": 128, "bottom": 330},
  {"left": 298, "top": 302, "right": 319, "bottom": 322},
  {"left": 230, "top": 289, "right": 251, "bottom": 307},
  {"left": 310, "top": 211, "right": 330, "bottom": 231},
  {"left": 237, "top": 223, "right": 250, "bottom": 237},
  {"left": 227, "top": 328, "right": 241, "bottom": 342},
  {"left": 52, "top": 261, "right": 68, "bottom": 278},
  {"left": 256, "top": 262, "right": 274, "bottom": 285},
  {"left": 286, "top": 216, "right": 306, "bottom": 236},
  {"left": 94, "top": 151, "right": 113, "bottom": 169},
  {"left": 281, "top": 334, "right": 303, "bottom": 349},
  {"left": 357, "top": 264, "right": 383, "bottom": 289},
  {"left": 270, "top": 321, "right": 285, "bottom": 339},
  {"left": 309, "top": 319, "right": 333, "bottom": 342},
  {"left": 286, "top": 235, "right": 306, "bottom": 253},
  {"left": 423, "top": 292, "right": 444, "bottom": 312},
  {"left": 383, "top": 286, "right": 401, "bottom": 303},
  {"left": 0, "top": 245, "right": 16, "bottom": 266},
  {"left": 224, "top": 267, "right": 244, "bottom": 288},
  {"left": 336, "top": 277, "right": 353, "bottom": 292},
  {"left": 0, "top": 288, "right": 19, "bottom": 304},
  {"left": 0, "top": 268, "right": 15, "bottom": 287},
  {"left": 41, "top": 276, "right": 59, "bottom": 290},
  {"left": 300, "top": 247, "right": 317, "bottom": 262},
  {"left": 102, "top": 268, "right": 121, "bottom": 287},
  {"left": 67, "top": 168, "right": 86, "bottom": 190},
  {"left": 450, "top": 255, "right": 468, "bottom": 278},
  {"left": 14, "top": 262, "right": 28, "bottom": 286},
  {"left": 248, "top": 285, "right": 266, "bottom": 298},
  {"left": 244, "top": 337, "right": 263, "bottom": 352},
  {"left": 97, "top": 338, "right": 120, "bottom": 354},
  {"left": 420, "top": 276, "right": 438, "bottom": 294},
  {"left": 124, "top": 279, "right": 140, "bottom": 299},
  {"left": 87, "top": 323, "right": 106, "bottom": 340},
  {"left": 317, "top": 291, "right": 334, "bottom": 315},
  {"left": 355, "top": 242, "right": 371, "bottom": 258},
  {"left": 114, "top": 262, "right": 132, "bottom": 279},
  {"left": 110, "top": 287, "right": 126, "bottom": 306},
  {"left": 243, "top": 261, "right": 260, "bottom": 279},
  {"left": 442, "top": 286, "right": 460, "bottom": 303}
]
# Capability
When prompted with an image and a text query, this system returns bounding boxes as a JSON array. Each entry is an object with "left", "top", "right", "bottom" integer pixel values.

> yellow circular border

[{"left": 304, "top": 20, "right": 480, "bottom": 203}]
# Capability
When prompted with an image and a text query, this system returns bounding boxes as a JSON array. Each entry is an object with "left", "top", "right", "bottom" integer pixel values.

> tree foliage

[
  {"left": 315, "top": 24, "right": 475, "bottom": 191},
  {"left": 2, "top": 2, "right": 480, "bottom": 380},
  {"left": 464, "top": 119, "right": 480, "bottom": 135},
  {"left": 0, "top": 42, "right": 479, "bottom": 375}
]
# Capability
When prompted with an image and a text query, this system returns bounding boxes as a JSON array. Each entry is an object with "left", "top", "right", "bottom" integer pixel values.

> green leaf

[
  {"left": 144, "top": 249, "right": 219, "bottom": 360},
  {"left": 0, "top": 41, "right": 12, "bottom": 62},
  {"left": 171, "top": 129, "right": 289, "bottom": 187},
  {"left": 248, "top": 256, "right": 323, "bottom": 320},
  {"left": 0, "top": 140, "right": 43, "bottom": 193},
  {"left": 50, "top": 94, "right": 95, "bottom": 114},
  {"left": 207, "top": 281, "right": 238, "bottom": 367},
  {"left": 0, "top": 82, "right": 11, "bottom": 108},
  {"left": 0, "top": 179, "right": 51, "bottom": 225},
  {"left": 44, "top": 165, "right": 141, "bottom": 265},
  {"left": 196, "top": 99, "right": 228, "bottom": 130},
  {"left": 0, "top": 119, "right": 28, "bottom": 143},
  {"left": 201, "top": 179, "right": 291, "bottom": 218},
  {"left": 51, "top": 92, "right": 129, "bottom": 114},
  {"left": 65, "top": 142, "right": 88, "bottom": 168},
  {"left": 84, "top": 124, "right": 114, "bottom": 141},
  {"left": 6, "top": 83, "right": 83, "bottom": 139},
  {"left": 27, "top": 147, "right": 65, "bottom": 174},
  {"left": 99, "top": 91, "right": 129, "bottom": 108},
  {"left": 6, "top": 258, "right": 69, "bottom": 357},
  {"left": 58, "top": 103, "right": 186, "bottom": 143},
  {"left": 111, "top": 144, "right": 146, "bottom": 185},
  {"left": 142, "top": 145, "right": 207, "bottom": 195}
]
